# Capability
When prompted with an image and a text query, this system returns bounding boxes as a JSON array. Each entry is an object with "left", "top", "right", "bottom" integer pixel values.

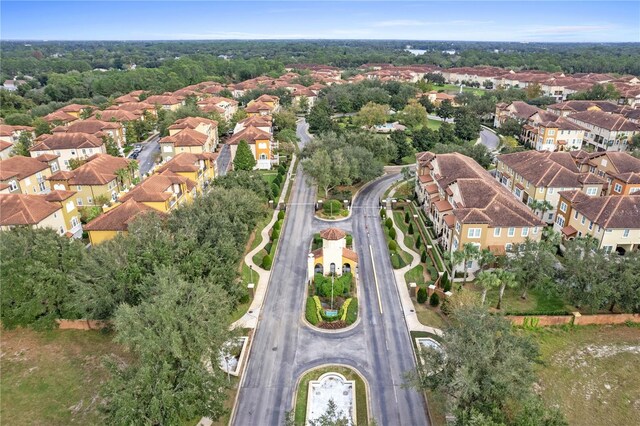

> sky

[{"left": 1, "top": 1, "right": 639, "bottom": 42}]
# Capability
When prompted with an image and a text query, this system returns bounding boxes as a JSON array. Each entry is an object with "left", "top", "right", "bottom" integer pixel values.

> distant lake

[{"left": 405, "top": 48, "right": 426, "bottom": 55}]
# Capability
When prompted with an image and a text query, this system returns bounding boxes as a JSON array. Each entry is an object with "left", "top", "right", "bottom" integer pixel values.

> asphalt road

[
  {"left": 136, "top": 134, "right": 160, "bottom": 176},
  {"left": 479, "top": 127, "right": 500, "bottom": 152},
  {"left": 233, "top": 119, "right": 429, "bottom": 426},
  {"left": 217, "top": 143, "right": 232, "bottom": 176}
]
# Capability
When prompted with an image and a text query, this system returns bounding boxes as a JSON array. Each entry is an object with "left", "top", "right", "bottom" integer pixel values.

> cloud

[
  {"left": 372, "top": 19, "right": 493, "bottom": 28},
  {"left": 522, "top": 25, "right": 613, "bottom": 35}
]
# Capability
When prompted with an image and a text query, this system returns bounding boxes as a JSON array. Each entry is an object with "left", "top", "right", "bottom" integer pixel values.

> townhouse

[
  {"left": 83, "top": 198, "right": 159, "bottom": 245},
  {"left": 48, "top": 154, "right": 137, "bottom": 206},
  {"left": 527, "top": 116, "right": 586, "bottom": 152},
  {"left": 145, "top": 95, "right": 184, "bottom": 111},
  {"left": 196, "top": 96, "right": 238, "bottom": 121},
  {"left": 0, "top": 155, "right": 60, "bottom": 194},
  {"left": 118, "top": 170, "right": 196, "bottom": 212},
  {"left": 554, "top": 191, "right": 640, "bottom": 255},
  {"left": 43, "top": 110, "right": 79, "bottom": 126},
  {"left": 57, "top": 103, "right": 97, "bottom": 119},
  {"left": 572, "top": 151, "right": 640, "bottom": 195},
  {"left": 566, "top": 110, "right": 638, "bottom": 152},
  {"left": 0, "top": 125, "right": 34, "bottom": 159},
  {"left": 29, "top": 133, "right": 106, "bottom": 171},
  {"left": 159, "top": 117, "right": 219, "bottom": 162},
  {"left": 415, "top": 152, "right": 544, "bottom": 272},
  {"left": 53, "top": 119, "right": 126, "bottom": 149},
  {"left": 233, "top": 115, "right": 272, "bottom": 134},
  {"left": 495, "top": 151, "right": 605, "bottom": 224},
  {"left": 155, "top": 152, "right": 218, "bottom": 191},
  {"left": 227, "top": 125, "right": 274, "bottom": 170},
  {"left": 493, "top": 101, "right": 542, "bottom": 128},
  {"left": 0, "top": 190, "right": 82, "bottom": 238},
  {"left": 547, "top": 100, "right": 621, "bottom": 117}
]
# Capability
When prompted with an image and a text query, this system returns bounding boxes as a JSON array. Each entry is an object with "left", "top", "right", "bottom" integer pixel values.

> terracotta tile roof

[
  {"left": 114, "top": 94, "right": 140, "bottom": 104},
  {"left": 559, "top": 190, "right": 640, "bottom": 229},
  {"left": 320, "top": 227, "right": 346, "bottom": 240},
  {"left": 145, "top": 95, "right": 182, "bottom": 105},
  {"left": 120, "top": 171, "right": 194, "bottom": 203},
  {"left": 49, "top": 154, "right": 132, "bottom": 185},
  {"left": 60, "top": 104, "right": 95, "bottom": 114},
  {"left": 588, "top": 152, "right": 640, "bottom": 175},
  {"left": 227, "top": 126, "right": 272, "bottom": 145},
  {"left": 93, "top": 109, "right": 140, "bottom": 122},
  {"left": 0, "top": 156, "right": 49, "bottom": 180},
  {"left": 0, "top": 141, "right": 12, "bottom": 151},
  {"left": 0, "top": 124, "right": 34, "bottom": 136},
  {"left": 84, "top": 199, "right": 159, "bottom": 232},
  {"left": 160, "top": 128, "right": 209, "bottom": 147},
  {"left": 34, "top": 153, "right": 59, "bottom": 162},
  {"left": 561, "top": 225, "right": 578, "bottom": 237},
  {"left": 62, "top": 119, "right": 122, "bottom": 135},
  {"left": 112, "top": 102, "right": 155, "bottom": 113},
  {"left": 237, "top": 115, "right": 272, "bottom": 128},
  {"left": 245, "top": 101, "right": 272, "bottom": 113},
  {"left": 425, "top": 183, "right": 439, "bottom": 195},
  {"left": 168, "top": 117, "right": 218, "bottom": 131},
  {"left": 567, "top": 110, "right": 638, "bottom": 131},
  {"left": 342, "top": 248, "right": 358, "bottom": 262},
  {"left": 43, "top": 110, "right": 78, "bottom": 124},
  {"left": 255, "top": 94, "right": 278, "bottom": 103},
  {"left": 443, "top": 215, "right": 456, "bottom": 228},
  {"left": 508, "top": 101, "right": 543, "bottom": 120},
  {"left": 418, "top": 174, "right": 433, "bottom": 184},
  {"left": 0, "top": 194, "right": 60, "bottom": 225},
  {"left": 157, "top": 152, "right": 216, "bottom": 174},
  {"left": 44, "top": 189, "right": 76, "bottom": 202},
  {"left": 548, "top": 100, "right": 620, "bottom": 114},
  {"left": 30, "top": 133, "right": 104, "bottom": 152},
  {"left": 434, "top": 199, "right": 453, "bottom": 212}
]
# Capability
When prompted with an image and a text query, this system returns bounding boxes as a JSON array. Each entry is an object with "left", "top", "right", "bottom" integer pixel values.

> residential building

[
  {"left": 119, "top": 170, "right": 196, "bottom": 212},
  {"left": 42, "top": 110, "right": 79, "bottom": 126},
  {"left": 554, "top": 191, "right": 640, "bottom": 254},
  {"left": 547, "top": 100, "right": 620, "bottom": 117},
  {"left": 493, "top": 101, "right": 542, "bottom": 128},
  {"left": 0, "top": 190, "right": 82, "bottom": 238},
  {"left": 495, "top": 151, "right": 606, "bottom": 224},
  {"left": 0, "top": 124, "right": 35, "bottom": 144},
  {"left": 233, "top": 115, "right": 272, "bottom": 134},
  {"left": 145, "top": 95, "right": 184, "bottom": 111},
  {"left": 48, "top": 154, "right": 137, "bottom": 206},
  {"left": 83, "top": 198, "right": 158, "bottom": 245},
  {"left": 196, "top": 96, "right": 238, "bottom": 121},
  {"left": 573, "top": 151, "right": 640, "bottom": 195},
  {"left": 530, "top": 117, "right": 586, "bottom": 152},
  {"left": 245, "top": 100, "right": 274, "bottom": 117},
  {"left": 159, "top": 117, "right": 218, "bottom": 162},
  {"left": 566, "top": 110, "right": 638, "bottom": 152},
  {"left": 0, "top": 155, "right": 60, "bottom": 195},
  {"left": 29, "top": 133, "right": 106, "bottom": 171},
  {"left": 57, "top": 104, "right": 97, "bottom": 119},
  {"left": 53, "top": 119, "right": 125, "bottom": 148},
  {"left": 227, "top": 125, "right": 274, "bottom": 170},
  {"left": 415, "top": 151, "right": 544, "bottom": 272},
  {"left": 155, "top": 152, "right": 218, "bottom": 191}
]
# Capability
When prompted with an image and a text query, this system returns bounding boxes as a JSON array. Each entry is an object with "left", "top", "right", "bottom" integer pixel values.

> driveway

[
  {"left": 216, "top": 143, "right": 232, "bottom": 177},
  {"left": 479, "top": 127, "right": 500, "bottom": 151},
  {"left": 232, "top": 120, "right": 429, "bottom": 425}
]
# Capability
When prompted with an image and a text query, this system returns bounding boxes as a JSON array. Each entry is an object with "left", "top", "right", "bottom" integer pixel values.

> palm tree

[
  {"left": 476, "top": 271, "right": 500, "bottom": 305},
  {"left": 529, "top": 199, "right": 553, "bottom": 220},
  {"left": 477, "top": 248, "right": 496, "bottom": 272},
  {"left": 126, "top": 160, "right": 139, "bottom": 183},
  {"left": 452, "top": 243, "right": 480, "bottom": 286},
  {"left": 495, "top": 269, "right": 518, "bottom": 310},
  {"left": 114, "top": 168, "right": 129, "bottom": 191}
]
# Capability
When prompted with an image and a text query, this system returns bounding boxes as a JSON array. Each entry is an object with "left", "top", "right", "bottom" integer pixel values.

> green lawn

[
  {"left": 530, "top": 324, "right": 640, "bottom": 426},
  {"left": 466, "top": 283, "right": 571, "bottom": 314},
  {"left": 294, "top": 365, "right": 368, "bottom": 426},
  {"left": 1, "top": 329, "right": 130, "bottom": 425},
  {"left": 426, "top": 118, "right": 442, "bottom": 130},
  {"left": 405, "top": 264, "right": 426, "bottom": 287},
  {"left": 259, "top": 171, "right": 278, "bottom": 186},
  {"left": 434, "top": 83, "right": 485, "bottom": 96},
  {"left": 409, "top": 331, "right": 447, "bottom": 425}
]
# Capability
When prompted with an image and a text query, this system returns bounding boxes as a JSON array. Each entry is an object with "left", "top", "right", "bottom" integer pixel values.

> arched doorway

[
  {"left": 315, "top": 264, "right": 323, "bottom": 275},
  {"left": 330, "top": 263, "right": 336, "bottom": 275},
  {"left": 343, "top": 263, "right": 351, "bottom": 274}
]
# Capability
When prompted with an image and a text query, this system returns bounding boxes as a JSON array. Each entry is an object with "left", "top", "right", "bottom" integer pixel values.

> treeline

[{"left": 3, "top": 40, "right": 639, "bottom": 78}]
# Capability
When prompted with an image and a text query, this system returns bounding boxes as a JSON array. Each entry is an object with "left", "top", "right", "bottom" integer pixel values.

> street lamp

[
  {"left": 331, "top": 274, "right": 334, "bottom": 310},
  {"left": 224, "top": 355, "right": 231, "bottom": 383}
]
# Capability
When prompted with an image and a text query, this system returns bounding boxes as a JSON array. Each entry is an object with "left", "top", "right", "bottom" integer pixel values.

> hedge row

[
  {"left": 340, "top": 298, "right": 352, "bottom": 321},
  {"left": 345, "top": 297, "right": 358, "bottom": 325},
  {"left": 306, "top": 297, "right": 320, "bottom": 325}
]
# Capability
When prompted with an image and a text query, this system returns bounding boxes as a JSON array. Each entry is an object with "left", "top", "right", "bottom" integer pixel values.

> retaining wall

[{"left": 506, "top": 312, "right": 640, "bottom": 327}]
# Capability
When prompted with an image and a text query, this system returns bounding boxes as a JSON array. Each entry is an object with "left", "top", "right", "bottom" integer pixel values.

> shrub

[
  {"left": 271, "top": 182, "right": 281, "bottom": 198},
  {"left": 306, "top": 297, "right": 320, "bottom": 325},
  {"left": 388, "top": 240, "right": 397, "bottom": 251},
  {"left": 239, "top": 292, "right": 250, "bottom": 304},
  {"left": 346, "top": 297, "right": 358, "bottom": 324},
  {"left": 380, "top": 209, "right": 386, "bottom": 218},
  {"left": 385, "top": 218, "right": 393, "bottom": 229},
  {"left": 441, "top": 271, "right": 450, "bottom": 291},
  {"left": 323, "top": 199, "right": 342, "bottom": 215},
  {"left": 429, "top": 292, "right": 440, "bottom": 307},
  {"left": 415, "top": 236, "right": 421, "bottom": 249},
  {"left": 273, "top": 174, "right": 282, "bottom": 187},
  {"left": 313, "top": 233, "right": 322, "bottom": 246},
  {"left": 262, "top": 254, "right": 273, "bottom": 270},
  {"left": 271, "top": 228, "right": 280, "bottom": 240},
  {"left": 405, "top": 210, "right": 411, "bottom": 223},
  {"left": 340, "top": 298, "right": 352, "bottom": 321},
  {"left": 421, "top": 251, "right": 427, "bottom": 263},
  {"left": 427, "top": 266, "right": 438, "bottom": 279},
  {"left": 346, "top": 234, "right": 353, "bottom": 247},
  {"left": 273, "top": 220, "right": 282, "bottom": 231},
  {"left": 277, "top": 210, "right": 285, "bottom": 220},
  {"left": 389, "top": 227, "right": 396, "bottom": 240},
  {"left": 264, "top": 242, "right": 272, "bottom": 254},
  {"left": 440, "top": 298, "right": 451, "bottom": 315},
  {"left": 278, "top": 165, "right": 286, "bottom": 175},
  {"left": 391, "top": 254, "right": 401, "bottom": 269},
  {"left": 417, "top": 287, "right": 428, "bottom": 303},
  {"left": 408, "top": 223, "right": 414, "bottom": 234}
]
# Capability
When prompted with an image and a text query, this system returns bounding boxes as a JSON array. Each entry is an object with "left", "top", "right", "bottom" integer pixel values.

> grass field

[
  {"left": 294, "top": 365, "right": 368, "bottom": 426},
  {"left": 0, "top": 329, "right": 129, "bottom": 425},
  {"left": 466, "top": 282, "right": 570, "bottom": 314},
  {"left": 531, "top": 324, "right": 640, "bottom": 426},
  {"left": 259, "top": 171, "right": 279, "bottom": 186},
  {"left": 415, "top": 304, "right": 447, "bottom": 329},
  {"left": 434, "top": 83, "right": 485, "bottom": 96},
  {"left": 426, "top": 118, "right": 442, "bottom": 130}
]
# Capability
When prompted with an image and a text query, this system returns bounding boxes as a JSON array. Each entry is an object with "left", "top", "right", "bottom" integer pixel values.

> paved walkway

[
  {"left": 231, "top": 154, "right": 297, "bottom": 330},
  {"left": 387, "top": 186, "right": 442, "bottom": 336}
]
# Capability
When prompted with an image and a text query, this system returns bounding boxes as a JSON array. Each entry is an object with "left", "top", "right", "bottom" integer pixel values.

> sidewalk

[
  {"left": 387, "top": 186, "right": 443, "bottom": 336},
  {"left": 230, "top": 154, "right": 297, "bottom": 330}
]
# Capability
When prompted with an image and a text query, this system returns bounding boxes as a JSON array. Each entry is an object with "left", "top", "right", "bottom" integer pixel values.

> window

[
  {"left": 623, "top": 229, "right": 630, "bottom": 238},
  {"left": 87, "top": 197, "right": 93, "bottom": 205},
  {"left": 76, "top": 198, "right": 83, "bottom": 206},
  {"left": 467, "top": 228, "right": 481, "bottom": 238},
  {"left": 505, "top": 243, "right": 513, "bottom": 251},
  {"left": 51, "top": 162, "right": 59, "bottom": 172},
  {"left": 58, "top": 226, "right": 64, "bottom": 235},
  {"left": 521, "top": 227, "right": 529, "bottom": 237},
  {"left": 546, "top": 138, "right": 554, "bottom": 144},
  {"left": 548, "top": 188, "right": 555, "bottom": 194},
  {"left": 455, "top": 221, "right": 461, "bottom": 232},
  {"left": 452, "top": 237, "right": 459, "bottom": 251},
  {"left": 494, "top": 227, "right": 501, "bottom": 237},
  {"left": 614, "top": 183, "right": 623, "bottom": 193},
  {"left": 538, "top": 187, "right": 544, "bottom": 193},
  {"left": 515, "top": 188, "right": 522, "bottom": 197},
  {"left": 588, "top": 221, "right": 593, "bottom": 230},
  {"left": 9, "top": 180, "right": 18, "bottom": 192},
  {"left": 556, "top": 216, "right": 565, "bottom": 227},
  {"left": 559, "top": 201, "right": 567, "bottom": 213},
  {"left": 38, "top": 181, "right": 47, "bottom": 192},
  {"left": 586, "top": 187, "right": 598, "bottom": 196},
  {"left": 71, "top": 216, "right": 79, "bottom": 228},
  {"left": 548, "top": 130, "right": 555, "bottom": 135},
  {"left": 601, "top": 159, "right": 608, "bottom": 167},
  {"left": 508, "top": 227, "right": 515, "bottom": 237},
  {"left": 76, "top": 185, "right": 82, "bottom": 191},
  {"left": 603, "top": 245, "right": 613, "bottom": 253},
  {"left": 581, "top": 216, "right": 586, "bottom": 225},
  {"left": 533, "top": 226, "right": 539, "bottom": 235},
  {"left": 64, "top": 160, "right": 70, "bottom": 168},
  {"left": 574, "top": 211, "right": 579, "bottom": 219}
]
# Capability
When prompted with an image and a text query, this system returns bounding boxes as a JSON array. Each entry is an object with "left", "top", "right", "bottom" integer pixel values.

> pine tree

[{"left": 234, "top": 140, "right": 256, "bottom": 171}]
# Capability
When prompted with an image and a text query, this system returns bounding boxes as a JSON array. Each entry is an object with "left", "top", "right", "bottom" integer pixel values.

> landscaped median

[
  {"left": 305, "top": 273, "right": 358, "bottom": 330},
  {"left": 293, "top": 365, "right": 369, "bottom": 426}
]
